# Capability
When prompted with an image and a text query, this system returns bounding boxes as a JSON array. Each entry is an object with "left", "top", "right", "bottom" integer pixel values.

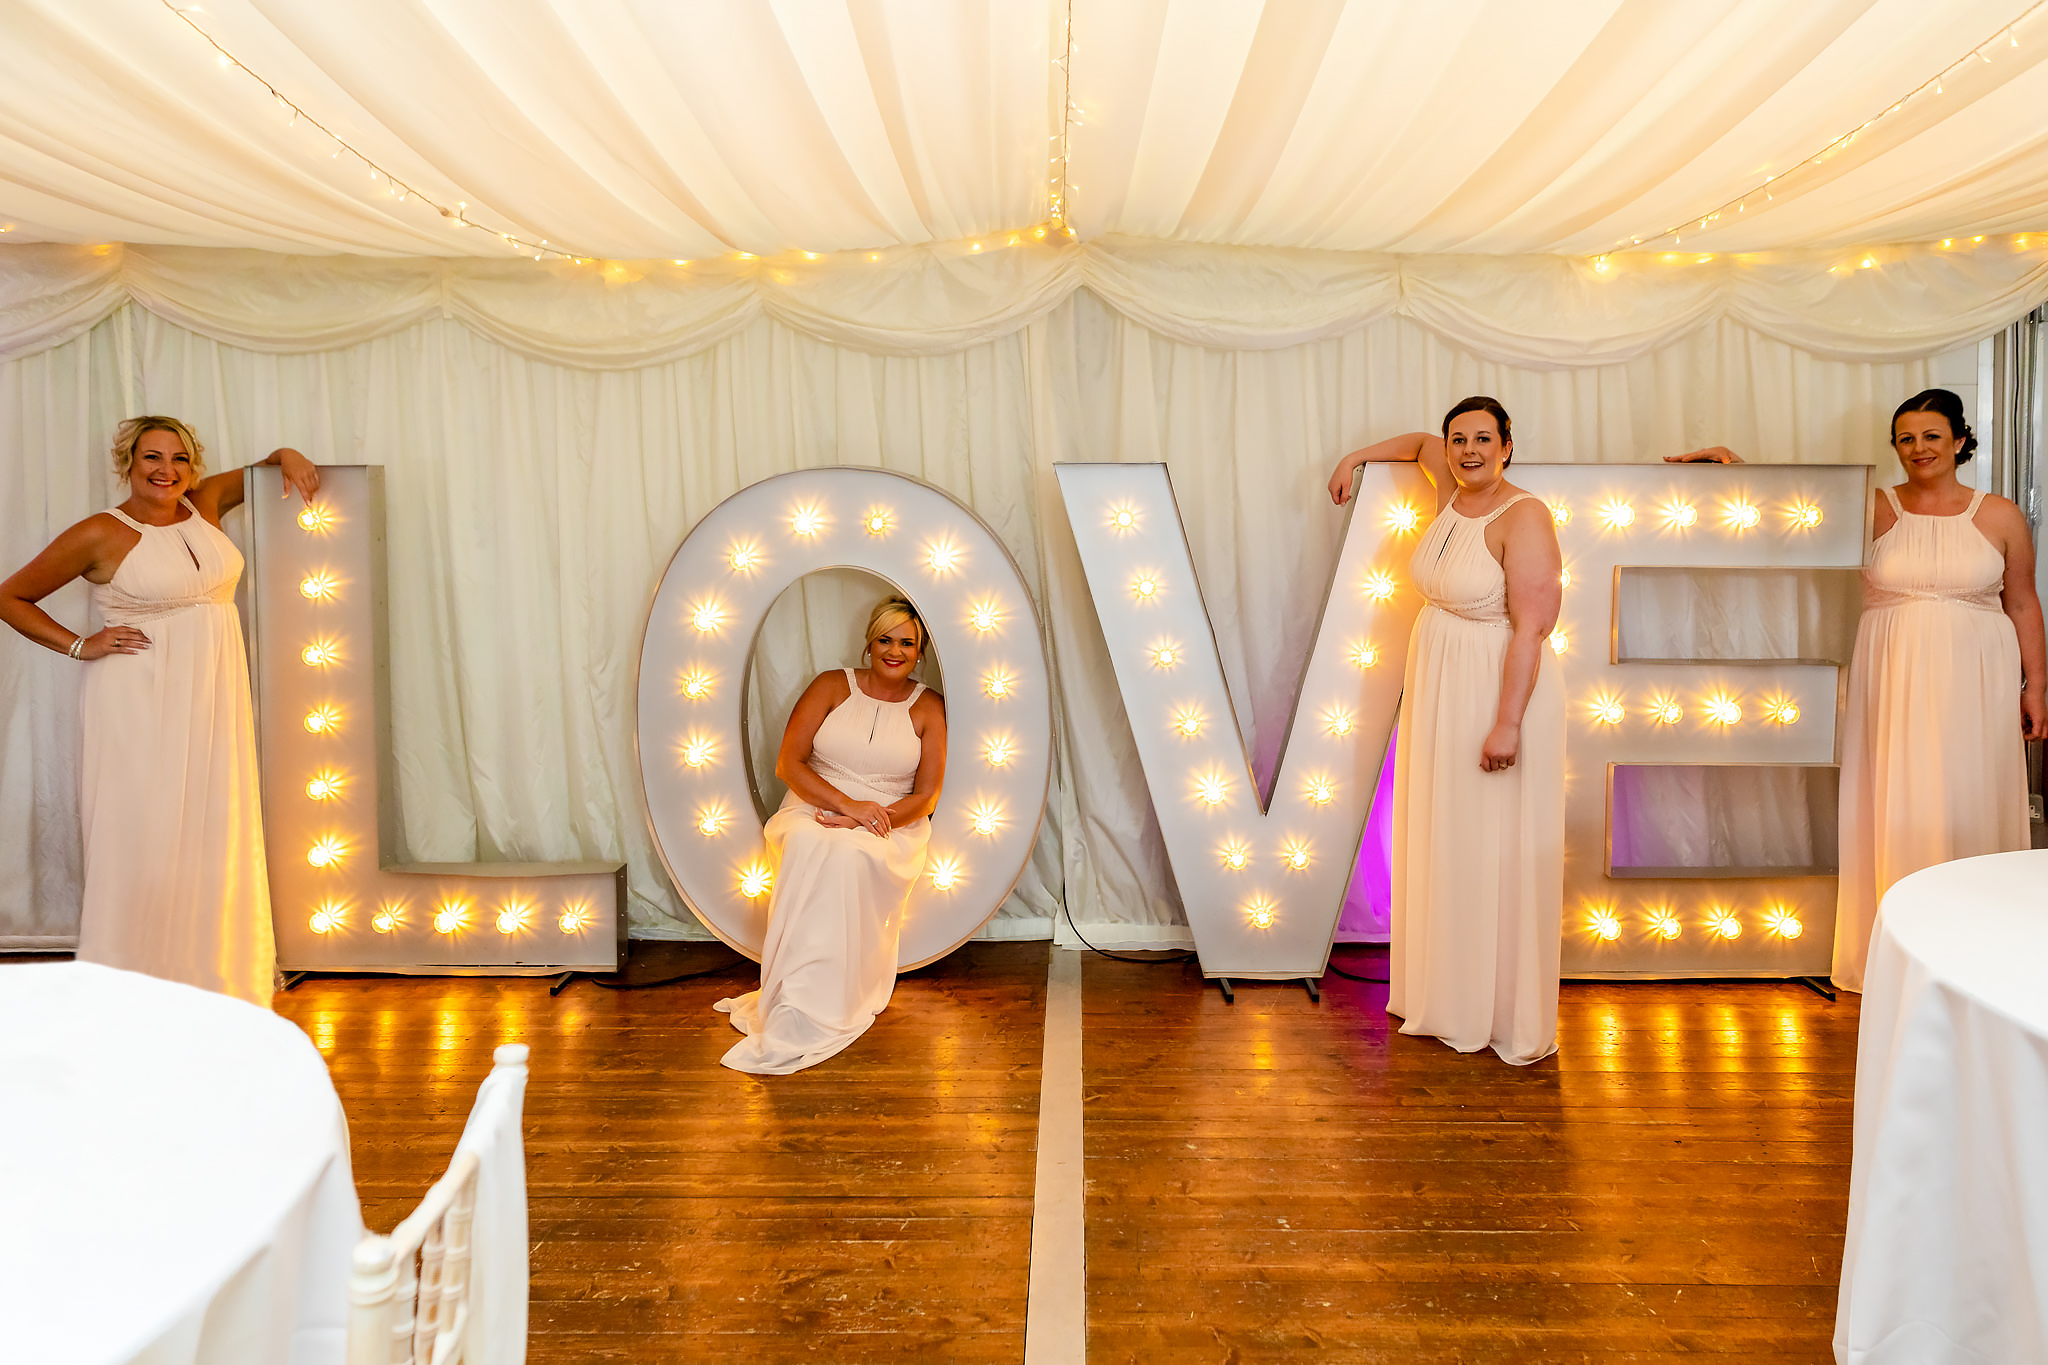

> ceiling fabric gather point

[{"left": 4, "top": 233, "right": 2047, "bottom": 369}]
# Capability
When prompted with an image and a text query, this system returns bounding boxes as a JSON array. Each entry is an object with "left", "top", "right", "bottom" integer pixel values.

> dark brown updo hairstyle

[
  {"left": 1892, "top": 388, "right": 1978, "bottom": 465},
  {"left": 1441, "top": 395, "right": 1514, "bottom": 467}
]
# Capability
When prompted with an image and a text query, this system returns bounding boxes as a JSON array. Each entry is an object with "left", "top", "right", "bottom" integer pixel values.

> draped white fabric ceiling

[{"left": 4, "top": 0, "right": 2047, "bottom": 259}]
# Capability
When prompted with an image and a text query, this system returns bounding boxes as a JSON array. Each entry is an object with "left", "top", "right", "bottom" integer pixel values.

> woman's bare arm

[
  {"left": 192, "top": 447, "right": 322, "bottom": 521},
  {"left": 1482, "top": 500, "right": 1564, "bottom": 772},
  {"left": 775, "top": 672, "right": 858, "bottom": 807},
  {"left": 1986, "top": 496, "right": 2048, "bottom": 736},
  {"left": 886, "top": 692, "right": 947, "bottom": 826},
  {"left": 0, "top": 516, "right": 149, "bottom": 658},
  {"left": 1663, "top": 446, "right": 1744, "bottom": 463},
  {"left": 1327, "top": 433, "right": 1450, "bottom": 505}
]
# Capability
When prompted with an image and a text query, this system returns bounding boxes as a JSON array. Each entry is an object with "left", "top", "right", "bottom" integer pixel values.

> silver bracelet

[{"left": 67, "top": 635, "right": 85, "bottom": 661}]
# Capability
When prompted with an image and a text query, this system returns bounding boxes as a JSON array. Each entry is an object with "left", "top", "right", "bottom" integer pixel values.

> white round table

[
  {"left": 0, "top": 962, "right": 361, "bottom": 1365},
  {"left": 1836, "top": 849, "right": 2048, "bottom": 1365}
]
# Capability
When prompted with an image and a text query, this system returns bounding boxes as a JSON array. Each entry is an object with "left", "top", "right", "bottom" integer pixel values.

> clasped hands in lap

[{"left": 813, "top": 799, "right": 899, "bottom": 837}]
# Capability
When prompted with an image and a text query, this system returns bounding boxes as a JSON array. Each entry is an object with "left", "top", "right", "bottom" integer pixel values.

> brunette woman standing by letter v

[
  {"left": 1831, "top": 389, "right": 2045, "bottom": 992},
  {"left": 1327, "top": 397, "right": 1566, "bottom": 1064}
]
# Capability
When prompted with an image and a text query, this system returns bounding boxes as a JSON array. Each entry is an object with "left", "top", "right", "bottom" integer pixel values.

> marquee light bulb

[
  {"left": 968, "top": 801, "right": 1003, "bottom": 835},
  {"left": 1361, "top": 571, "right": 1396, "bottom": 602},
  {"left": 1324, "top": 709, "right": 1354, "bottom": 738},
  {"left": 1549, "top": 502, "right": 1572, "bottom": 526},
  {"left": 1589, "top": 694, "right": 1625, "bottom": 725},
  {"left": 679, "top": 668, "right": 714, "bottom": 700},
  {"left": 1171, "top": 707, "right": 1204, "bottom": 738},
  {"left": 1588, "top": 908, "right": 1622, "bottom": 941},
  {"left": 696, "top": 804, "right": 729, "bottom": 836},
  {"left": 1131, "top": 571, "right": 1161, "bottom": 601},
  {"left": 1649, "top": 697, "right": 1683, "bottom": 725},
  {"left": 1559, "top": 568, "right": 1572, "bottom": 589},
  {"left": 1108, "top": 505, "right": 1139, "bottom": 534},
  {"left": 1724, "top": 499, "right": 1761, "bottom": 531},
  {"left": 1598, "top": 499, "right": 1635, "bottom": 530},
  {"left": 727, "top": 543, "right": 762, "bottom": 572},
  {"left": 789, "top": 505, "right": 825, "bottom": 537},
  {"left": 1662, "top": 501, "right": 1698, "bottom": 529},
  {"left": 1385, "top": 503, "right": 1420, "bottom": 533},
  {"left": 1305, "top": 776, "right": 1336, "bottom": 806},
  {"left": 1788, "top": 500, "right": 1823, "bottom": 528},
  {"left": 1707, "top": 909, "right": 1743, "bottom": 939},
  {"left": 1280, "top": 840, "right": 1311, "bottom": 870},
  {"left": 928, "top": 856, "right": 963, "bottom": 890},
  {"left": 1548, "top": 632, "right": 1569, "bottom": 655},
  {"left": 1219, "top": 839, "right": 1250, "bottom": 870},
  {"left": 308, "top": 901, "right": 345, "bottom": 934},
  {"left": 740, "top": 863, "right": 774, "bottom": 898},
  {"left": 983, "top": 668, "right": 1017, "bottom": 699},
  {"left": 434, "top": 902, "right": 469, "bottom": 935},
  {"left": 1349, "top": 641, "right": 1380, "bottom": 669},
  {"left": 299, "top": 571, "right": 338, "bottom": 600},
  {"left": 559, "top": 902, "right": 593, "bottom": 934},
  {"left": 1647, "top": 910, "right": 1682, "bottom": 940},
  {"left": 1704, "top": 693, "right": 1742, "bottom": 726},
  {"left": 691, "top": 601, "right": 728, "bottom": 633},
  {"left": 306, "top": 771, "right": 344, "bottom": 800},
  {"left": 864, "top": 508, "right": 895, "bottom": 537},
  {"left": 1765, "top": 906, "right": 1804, "bottom": 939},
  {"left": 1194, "top": 772, "right": 1230, "bottom": 806},
  {"left": 301, "top": 639, "right": 340, "bottom": 668},
  {"left": 1149, "top": 642, "right": 1181, "bottom": 669},
  {"left": 983, "top": 735, "right": 1015, "bottom": 767},
  {"left": 297, "top": 504, "right": 335, "bottom": 534},
  {"left": 926, "top": 539, "right": 961, "bottom": 573},
  {"left": 495, "top": 901, "right": 531, "bottom": 935},
  {"left": 679, "top": 735, "right": 715, "bottom": 768},
  {"left": 968, "top": 600, "right": 1002, "bottom": 633},
  {"left": 1244, "top": 896, "right": 1277, "bottom": 930},
  {"left": 307, "top": 836, "right": 346, "bottom": 868},
  {"left": 1763, "top": 696, "right": 1800, "bottom": 725},
  {"left": 372, "top": 905, "right": 402, "bottom": 934}
]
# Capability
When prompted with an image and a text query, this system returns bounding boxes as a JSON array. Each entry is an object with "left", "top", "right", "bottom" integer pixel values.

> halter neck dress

[
  {"left": 1389, "top": 490, "right": 1565, "bottom": 1065},
  {"left": 715, "top": 669, "right": 933, "bottom": 1074},
  {"left": 76, "top": 499, "right": 274, "bottom": 1004},
  {"left": 1831, "top": 486, "right": 2027, "bottom": 992}
]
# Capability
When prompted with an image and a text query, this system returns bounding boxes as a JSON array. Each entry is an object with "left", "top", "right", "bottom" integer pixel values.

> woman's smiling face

[
  {"left": 1444, "top": 410, "right": 1511, "bottom": 492},
  {"left": 129, "top": 428, "right": 197, "bottom": 507}
]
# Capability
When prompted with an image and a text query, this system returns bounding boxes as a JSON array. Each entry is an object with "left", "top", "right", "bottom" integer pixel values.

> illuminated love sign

[{"left": 637, "top": 468, "right": 1052, "bottom": 969}]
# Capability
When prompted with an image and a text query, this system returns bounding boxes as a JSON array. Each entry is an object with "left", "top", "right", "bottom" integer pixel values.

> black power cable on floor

[
  {"left": 550, "top": 951, "right": 751, "bottom": 995},
  {"left": 1324, "top": 947, "right": 1390, "bottom": 984},
  {"left": 1061, "top": 901, "right": 1197, "bottom": 965}
]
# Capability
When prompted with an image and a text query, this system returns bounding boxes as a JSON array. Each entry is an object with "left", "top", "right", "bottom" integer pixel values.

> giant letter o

[{"left": 637, "top": 467, "right": 1052, "bottom": 968}]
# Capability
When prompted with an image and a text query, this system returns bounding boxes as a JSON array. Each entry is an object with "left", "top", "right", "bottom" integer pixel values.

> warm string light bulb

[
  {"left": 1762, "top": 696, "right": 1800, "bottom": 725},
  {"left": 307, "top": 837, "right": 346, "bottom": 868},
  {"left": 1385, "top": 503, "right": 1420, "bottom": 533},
  {"left": 305, "top": 771, "right": 344, "bottom": 800},
  {"left": 1349, "top": 641, "right": 1380, "bottom": 669},
  {"left": 559, "top": 902, "right": 593, "bottom": 934},
  {"left": 789, "top": 505, "right": 825, "bottom": 537},
  {"left": 495, "top": 901, "right": 531, "bottom": 935},
  {"left": 696, "top": 804, "right": 729, "bottom": 836},
  {"left": 679, "top": 735, "right": 715, "bottom": 768},
  {"left": 1707, "top": 909, "right": 1743, "bottom": 939},
  {"left": 1304, "top": 776, "right": 1336, "bottom": 806},
  {"left": 1194, "top": 772, "right": 1230, "bottom": 807},
  {"left": 968, "top": 801, "right": 1004, "bottom": 836},
  {"left": 299, "top": 571, "right": 338, "bottom": 600},
  {"left": 300, "top": 640, "right": 340, "bottom": 668},
  {"left": 1244, "top": 896, "right": 1277, "bottom": 930},
  {"left": 1324, "top": 709, "right": 1354, "bottom": 738},
  {"left": 1648, "top": 697, "right": 1683, "bottom": 726},
  {"left": 691, "top": 601, "right": 727, "bottom": 633},
  {"left": 983, "top": 668, "right": 1017, "bottom": 699},
  {"left": 1598, "top": 499, "right": 1635, "bottom": 530},
  {"left": 1588, "top": 908, "right": 1622, "bottom": 941},
  {"left": 308, "top": 901, "right": 345, "bottom": 934},
  {"left": 727, "top": 543, "right": 762, "bottom": 573},
  {"left": 1589, "top": 694, "right": 1625, "bottom": 725},
  {"left": 434, "top": 902, "right": 469, "bottom": 935},
  {"left": 1130, "top": 571, "right": 1161, "bottom": 601},
  {"left": 679, "top": 668, "right": 714, "bottom": 700},
  {"left": 983, "top": 735, "right": 1015, "bottom": 767},
  {"left": 968, "top": 600, "right": 1003, "bottom": 633},
  {"left": 1704, "top": 693, "right": 1743, "bottom": 726},
  {"left": 864, "top": 508, "right": 895, "bottom": 537},
  {"left": 1171, "top": 707, "right": 1204, "bottom": 738},
  {"left": 925, "top": 539, "right": 961, "bottom": 573},
  {"left": 1788, "top": 500, "right": 1823, "bottom": 528},
  {"left": 1107, "top": 505, "right": 1139, "bottom": 534},
  {"left": 1662, "top": 501, "right": 1698, "bottom": 529},
  {"left": 1361, "top": 571, "right": 1396, "bottom": 602},
  {"left": 1149, "top": 642, "right": 1181, "bottom": 669},
  {"left": 1647, "top": 909, "right": 1682, "bottom": 940},
  {"left": 371, "top": 905, "right": 402, "bottom": 934},
  {"left": 1280, "top": 840, "right": 1311, "bottom": 871},
  {"left": 1723, "top": 499, "right": 1761, "bottom": 531},
  {"left": 1765, "top": 906, "right": 1804, "bottom": 939},
  {"left": 297, "top": 504, "right": 335, "bottom": 534},
  {"left": 740, "top": 863, "right": 774, "bottom": 898},
  {"left": 1219, "top": 839, "right": 1250, "bottom": 871},
  {"left": 928, "top": 856, "right": 963, "bottom": 890}
]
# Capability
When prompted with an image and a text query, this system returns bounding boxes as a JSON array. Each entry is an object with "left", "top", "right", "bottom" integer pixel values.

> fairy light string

[{"left": 1629, "top": 1, "right": 2048, "bottom": 250}]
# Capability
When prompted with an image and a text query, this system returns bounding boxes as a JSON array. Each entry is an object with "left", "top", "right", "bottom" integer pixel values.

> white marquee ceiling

[{"left": 3, "top": 0, "right": 2047, "bottom": 260}]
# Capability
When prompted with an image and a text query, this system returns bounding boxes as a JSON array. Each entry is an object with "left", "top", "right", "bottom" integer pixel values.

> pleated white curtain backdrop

[{"left": 0, "top": 296, "right": 1937, "bottom": 945}]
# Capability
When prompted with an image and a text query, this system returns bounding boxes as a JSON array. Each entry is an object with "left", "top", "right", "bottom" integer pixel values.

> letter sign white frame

[{"left": 638, "top": 467, "right": 1052, "bottom": 969}]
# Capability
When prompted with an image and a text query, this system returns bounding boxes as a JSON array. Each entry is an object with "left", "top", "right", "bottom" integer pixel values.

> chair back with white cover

[{"left": 347, "top": 1044, "right": 529, "bottom": 1365}]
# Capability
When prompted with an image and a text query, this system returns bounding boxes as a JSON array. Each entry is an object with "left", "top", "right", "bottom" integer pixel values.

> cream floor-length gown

[
  {"left": 716, "top": 670, "right": 932, "bottom": 1074},
  {"left": 75, "top": 500, "right": 274, "bottom": 1005},
  {"left": 1389, "top": 492, "right": 1566, "bottom": 1065},
  {"left": 1832, "top": 486, "right": 2027, "bottom": 992}
]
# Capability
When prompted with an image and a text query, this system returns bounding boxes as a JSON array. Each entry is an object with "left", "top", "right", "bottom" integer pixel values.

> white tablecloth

[
  {"left": 0, "top": 962, "right": 362, "bottom": 1365},
  {"left": 1836, "top": 850, "right": 2048, "bottom": 1365}
]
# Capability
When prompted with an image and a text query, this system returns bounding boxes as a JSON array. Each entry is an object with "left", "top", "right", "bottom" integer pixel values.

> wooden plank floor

[
  {"left": 1083, "top": 950, "right": 1856, "bottom": 1364},
  {"left": 278, "top": 941, "right": 1049, "bottom": 1364},
  {"left": 273, "top": 941, "right": 1857, "bottom": 1364}
]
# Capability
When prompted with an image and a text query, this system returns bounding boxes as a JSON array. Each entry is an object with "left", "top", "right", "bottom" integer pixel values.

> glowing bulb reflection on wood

[{"left": 307, "top": 836, "right": 346, "bottom": 868}]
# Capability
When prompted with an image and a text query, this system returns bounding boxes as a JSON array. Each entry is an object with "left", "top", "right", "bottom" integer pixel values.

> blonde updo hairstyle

[{"left": 111, "top": 416, "right": 207, "bottom": 484}]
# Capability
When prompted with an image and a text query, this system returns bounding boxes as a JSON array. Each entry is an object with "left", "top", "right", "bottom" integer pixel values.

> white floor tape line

[{"left": 1023, "top": 946, "right": 1086, "bottom": 1364}]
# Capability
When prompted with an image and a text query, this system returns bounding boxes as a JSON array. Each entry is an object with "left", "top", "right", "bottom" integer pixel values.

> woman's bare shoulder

[{"left": 912, "top": 687, "right": 945, "bottom": 717}]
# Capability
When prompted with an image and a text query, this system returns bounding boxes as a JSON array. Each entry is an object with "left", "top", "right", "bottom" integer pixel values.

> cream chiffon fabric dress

[
  {"left": 1389, "top": 492, "right": 1566, "bottom": 1065},
  {"left": 75, "top": 500, "right": 274, "bottom": 1005},
  {"left": 1831, "top": 486, "right": 2027, "bottom": 992},
  {"left": 716, "top": 670, "right": 933, "bottom": 1074}
]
